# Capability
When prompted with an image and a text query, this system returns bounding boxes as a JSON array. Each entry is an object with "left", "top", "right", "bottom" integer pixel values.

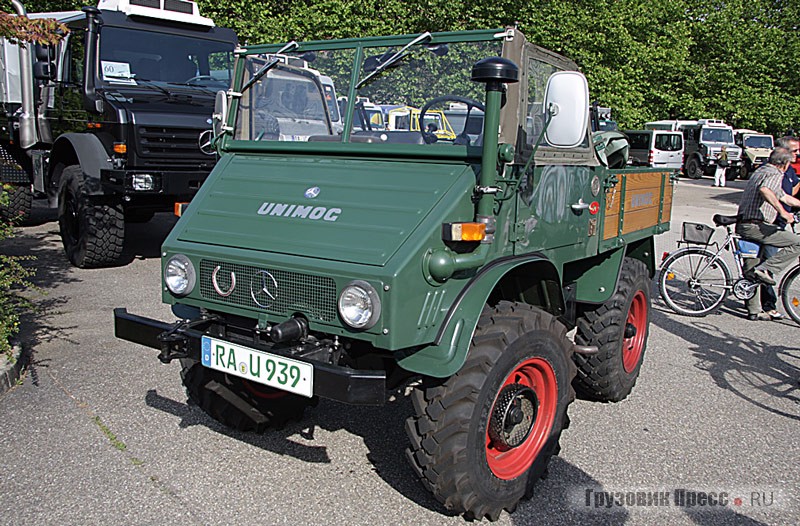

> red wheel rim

[
  {"left": 485, "top": 357, "right": 557, "bottom": 480},
  {"left": 622, "top": 291, "right": 647, "bottom": 373}
]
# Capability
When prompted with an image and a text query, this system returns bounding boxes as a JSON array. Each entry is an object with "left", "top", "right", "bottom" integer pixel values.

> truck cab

[
  {"left": 0, "top": 0, "right": 237, "bottom": 267},
  {"left": 733, "top": 129, "right": 774, "bottom": 180}
]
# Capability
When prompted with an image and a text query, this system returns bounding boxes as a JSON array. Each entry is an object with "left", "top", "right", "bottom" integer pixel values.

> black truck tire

[
  {"left": 0, "top": 184, "right": 32, "bottom": 224},
  {"left": 181, "top": 360, "right": 318, "bottom": 432},
  {"left": 684, "top": 157, "right": 703, "bottom": 179},
  {"left": 405, "top": 302, "right": 575, "bottom": 521},
  {"left": 58, "top": 165, "right": 125, "bottom": 268},
  {"left": 572, "top": 257, "right": 650, "bottom": 402}
]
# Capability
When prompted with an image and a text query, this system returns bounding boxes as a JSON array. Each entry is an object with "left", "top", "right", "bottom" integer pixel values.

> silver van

[{"left": 625, "top": 129, "right": 684, "bottom": 170}]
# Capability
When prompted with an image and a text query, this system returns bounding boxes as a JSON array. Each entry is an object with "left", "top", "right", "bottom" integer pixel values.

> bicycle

[{"left": 658, "top": 214, "right": 800, "bottom": 324}]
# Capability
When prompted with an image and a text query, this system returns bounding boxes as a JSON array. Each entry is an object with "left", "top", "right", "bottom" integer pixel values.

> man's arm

[{"left": 760, "top": 186, "right": 796, "bottom": 223}]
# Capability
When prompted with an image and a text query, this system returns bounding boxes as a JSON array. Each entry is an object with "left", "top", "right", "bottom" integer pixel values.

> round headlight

[
  {"left": 164, "top": 254, "right": 196, "bottom": 296},
  {"left": 338, "top": 280, "right": 381, "bottom": 329}
]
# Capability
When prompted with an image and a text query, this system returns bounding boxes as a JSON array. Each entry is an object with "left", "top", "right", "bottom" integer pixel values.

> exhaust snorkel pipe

[{"left": 426, "top": 57, "right": 519, "bottom": 283}]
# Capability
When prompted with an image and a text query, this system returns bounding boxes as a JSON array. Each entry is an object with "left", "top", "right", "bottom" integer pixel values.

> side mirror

[
  {"left": 35, "top": 44, "right": 54, "bottom": 61},
  {"left": 212, "top": 89, "right": 228, "bottom": 137},
  {"left": 543, "top": 71, "right": 590, "bottom": 148},
  {"left": 33, "top": 61, "right": 56, "bottom": 81}
]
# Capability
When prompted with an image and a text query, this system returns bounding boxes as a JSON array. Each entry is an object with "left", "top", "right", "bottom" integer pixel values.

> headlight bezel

[
  {"left": 164, "top": 253, "right": 196, "bottom": 297},
  {"left": 338, "top": 280, "right": 381, "bottom": 330}
]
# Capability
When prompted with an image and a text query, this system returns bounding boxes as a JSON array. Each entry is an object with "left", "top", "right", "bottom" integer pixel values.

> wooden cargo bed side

[{"left": 602, "top": 169, "right": 673, "bottom": 245}]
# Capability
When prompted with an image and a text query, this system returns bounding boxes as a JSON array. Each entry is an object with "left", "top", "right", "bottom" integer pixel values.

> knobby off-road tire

[
  {"left": 405, "top": 302, "right": 575, "bottom": 521},
  {"left": 573, "top": 257, "right": 651, "bottom": 402},
  {"left": 58, "top": 166, "right": 124, "bottom": 268},
  {"left": 0, "top": 184, "right": 33, "bottom": 224},
  {"left": 181, "top": 360, "right": 318, "bottom": 432}
]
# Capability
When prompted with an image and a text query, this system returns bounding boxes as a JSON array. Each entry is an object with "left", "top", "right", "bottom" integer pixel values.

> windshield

[
  {"left": 99, "top": 27, "right": 235, "bottom": 90},
  {"left": 231, "top": 36, "right": 502, "bottom": 145},
  {"left": 744, "top": 135, "right": 774, "bottom": 149},
  {"left": 234, "top": 61, "right": 332, "bottom": 141},
  {"left": 701, "top": 127, "right": 734, "bottom": 143}
]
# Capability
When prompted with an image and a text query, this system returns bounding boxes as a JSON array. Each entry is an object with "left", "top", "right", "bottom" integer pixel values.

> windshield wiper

[
  {"left": 240, "top": 40, "right": 299, "bottom": 94},
  {"left": 356, "top": 32, "right": 432, "bottom": 89}
]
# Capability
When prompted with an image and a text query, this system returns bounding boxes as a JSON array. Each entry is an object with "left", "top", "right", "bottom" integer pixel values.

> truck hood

[
  {"left": 103, "top": 86, "right": 216, "bottom": 124},
  {"left": 175, "top": 155, "right": 470, "bottom": 266}
]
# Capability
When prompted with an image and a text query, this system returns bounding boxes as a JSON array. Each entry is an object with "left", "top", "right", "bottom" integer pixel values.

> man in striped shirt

[{"left": 736, "top": 147, "right": 800, "bottom": 290}]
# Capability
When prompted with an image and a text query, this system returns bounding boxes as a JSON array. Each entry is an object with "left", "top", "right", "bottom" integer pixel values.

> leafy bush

[{"left": 0, "top": 184, "right": 35, "bottom": 362}]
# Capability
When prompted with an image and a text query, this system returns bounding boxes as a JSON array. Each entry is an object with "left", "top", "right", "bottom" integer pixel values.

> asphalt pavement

[{"left": 0, "top": 175, "right": 798, "bottom": 526}]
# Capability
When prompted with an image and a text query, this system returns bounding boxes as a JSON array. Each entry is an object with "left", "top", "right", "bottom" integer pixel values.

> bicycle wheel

[
  {"left": 659, "top": 248, "right": 731, "bottom": 316},
  {"left": 779, "top": 265, "right": 800, "bottom": 324}
]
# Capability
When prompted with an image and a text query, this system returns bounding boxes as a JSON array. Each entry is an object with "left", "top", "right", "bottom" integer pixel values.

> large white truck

[
  {"left": 0, "top": 0, "right": 236, "bottom": 267},
  {"left": 645, "top": 119, "right": 742, "bottom": 180}
]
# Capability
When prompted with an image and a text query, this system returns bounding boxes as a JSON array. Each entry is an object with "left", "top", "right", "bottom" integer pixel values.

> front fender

[
  {"left": 50, "top": 133, "right": 112, "bottom": 196},
  {"left": 396, "top": 253, "right": 562, "bottom": 378}
]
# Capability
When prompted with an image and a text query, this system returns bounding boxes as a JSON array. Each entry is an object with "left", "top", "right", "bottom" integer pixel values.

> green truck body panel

[{"left": 148, "top": 27, "right": 673, "bottom": 381}]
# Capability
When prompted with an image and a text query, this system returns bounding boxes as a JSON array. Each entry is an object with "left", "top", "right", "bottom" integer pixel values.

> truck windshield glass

[
  {"left": 232, "top": 39, "right": 501, "bottom": 145},
  {"left": 701, "top": 128, "right": 733, "bottom": 143},
  {"left": 744, "top": 135, "right": 773, "bottom": 149},
  {"left": 234, "top": 61, "right": 333, "bottom": 141},
  {"left": 99, "top": 27, "right": 235, "bottom": 90}
]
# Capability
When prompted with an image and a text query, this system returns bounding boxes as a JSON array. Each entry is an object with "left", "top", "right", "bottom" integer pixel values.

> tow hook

[{"left": 157, "top": 315, "right": 219, "bottom": 363}]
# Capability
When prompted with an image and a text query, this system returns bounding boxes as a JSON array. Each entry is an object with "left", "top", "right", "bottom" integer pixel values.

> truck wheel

[
  {"left": 181, "top": 360, "right": 318, "bottom": 432},
  {"left": 58, "top": 165, "right": 125, "bottom": 268},
  {"left": 572, "top": 257, "right": 650, "bottom": 402},
  {"left": 0, "top": 184, "right": 32, "bottom": 224},
  {"left": 684, "top": 157, "right": 703, "bottom": 179},
  {"left": 405, "top": 302, "right": 575, "bottom": 521},
  {"left": 740, "top": 163, "right": 750, "bottom": 180}
]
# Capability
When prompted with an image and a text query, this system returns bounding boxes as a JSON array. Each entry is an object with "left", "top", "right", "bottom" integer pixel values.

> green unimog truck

[{"left": 115, "top": 28, "right": 673, "bottom": 521}]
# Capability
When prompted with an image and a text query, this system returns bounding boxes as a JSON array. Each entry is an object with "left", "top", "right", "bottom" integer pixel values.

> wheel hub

[
  {"left": 624, "top": 322, "right": 637, "bottom": 339},
  {"left": 488, "top": 383, "right": 537, "bottom": 451}
]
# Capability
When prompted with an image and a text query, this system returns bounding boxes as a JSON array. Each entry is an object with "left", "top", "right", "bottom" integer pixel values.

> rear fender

[{"left": 397, "top": 254, "right": 563, "bottom": 378}]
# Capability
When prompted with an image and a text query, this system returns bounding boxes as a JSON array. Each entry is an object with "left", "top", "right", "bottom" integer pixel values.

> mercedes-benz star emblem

[
  {"left": 198, "top": 129, "right": 215, "bottom": 156},
  {"left": 250, "top": 270, "right": 279, "bottom": 308},
  {"left": 304, "top": 186, "right": 320, "bottom": 199}
]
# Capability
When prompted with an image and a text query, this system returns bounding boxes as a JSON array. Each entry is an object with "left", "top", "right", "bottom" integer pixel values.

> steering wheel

[{"left": 419, "top": 95, "right": 485, "bottom": 145}]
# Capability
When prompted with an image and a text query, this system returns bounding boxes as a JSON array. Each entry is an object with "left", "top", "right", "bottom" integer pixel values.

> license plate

[{"left": 201, "top": 336, "right": 314, "bottom": 397}]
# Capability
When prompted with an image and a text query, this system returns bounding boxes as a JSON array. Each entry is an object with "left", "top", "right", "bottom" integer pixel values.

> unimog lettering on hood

[{"left": 257, "top": 202, "right": 342, "bottom": 222}]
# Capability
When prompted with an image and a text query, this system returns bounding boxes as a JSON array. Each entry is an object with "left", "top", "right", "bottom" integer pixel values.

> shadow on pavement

[
  {"left": 145, "top": 384, "right": 621, "bottom": 522},
  {"left": 650, "top": 309, "right": 799, "bottom": 421}
]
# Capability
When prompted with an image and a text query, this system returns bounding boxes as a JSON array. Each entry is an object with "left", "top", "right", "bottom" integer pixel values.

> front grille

[
  {"left": 200, "top": 260, "right": 338, "bottom": 322},
  {"left": 137, "top": 126, "right": 208, "bottom": 164}
]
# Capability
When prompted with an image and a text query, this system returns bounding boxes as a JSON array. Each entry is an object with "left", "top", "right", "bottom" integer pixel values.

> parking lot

[{"left": 0, "top": 176, "right": 798, "bottom": 526}]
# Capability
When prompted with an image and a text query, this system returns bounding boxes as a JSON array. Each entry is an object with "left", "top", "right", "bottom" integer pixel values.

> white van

[{"left": 625, "top": 129, "right": 684, "bottom": 170}]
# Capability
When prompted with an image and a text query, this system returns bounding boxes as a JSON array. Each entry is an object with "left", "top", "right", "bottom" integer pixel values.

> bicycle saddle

[{"left": 713, "top": 214, "right": 738, "bottom": 226}]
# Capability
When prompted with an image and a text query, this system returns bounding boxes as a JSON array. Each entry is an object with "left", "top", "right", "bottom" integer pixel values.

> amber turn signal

[
  {"left": 442, "top": 222, "right": 486, "bottom": 242},
  {"left": 113, "top": 142, "right": 127, "bottom": 154},
  {"left": 174, "top": 202, "right": 189, "bottom": 217}
]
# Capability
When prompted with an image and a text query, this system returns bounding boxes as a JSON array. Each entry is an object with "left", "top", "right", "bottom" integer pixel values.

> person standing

[
  {"left": 737, "top": 147, "right": 800, "bottom": 320},
  {"left": 713, "top": 145, "right": 729, "bottom": 187}
]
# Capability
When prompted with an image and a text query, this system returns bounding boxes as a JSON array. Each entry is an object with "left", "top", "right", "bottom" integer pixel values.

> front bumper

[
  {"left": 113, "top": 308, "right": 386, "bottom": 406},
  {"left": 101, "top": 169, "right": 209, "bottom": 201}
]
